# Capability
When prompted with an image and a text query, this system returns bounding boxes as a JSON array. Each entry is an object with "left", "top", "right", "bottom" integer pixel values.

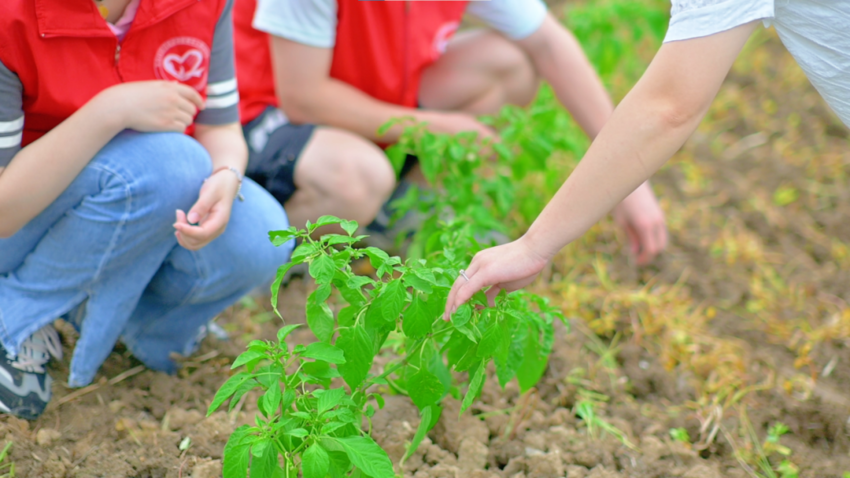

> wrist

[
  {"left": 521, "top": 224, "right": 561, "bottom": 262},
  {"left": 207, "top": 166, "right": 244, "bottom": 202},
  {"left": 88, "top": 88, "right": 130, "bottom": 133}
]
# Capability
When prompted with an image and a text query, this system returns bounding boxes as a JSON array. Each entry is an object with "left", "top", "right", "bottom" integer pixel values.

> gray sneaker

[{"left": 0, "top": 325, "right": 62, "bottom": 420}]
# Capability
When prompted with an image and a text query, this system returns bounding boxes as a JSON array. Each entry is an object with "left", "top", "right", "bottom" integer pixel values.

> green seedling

[{"left": 669, "top": 427, "right": 691, "bottom": 445}]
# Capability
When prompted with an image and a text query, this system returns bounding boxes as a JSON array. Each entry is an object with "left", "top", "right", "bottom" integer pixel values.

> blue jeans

[{"left": 0, "top": 131, "right": 294, "bottom": 387}]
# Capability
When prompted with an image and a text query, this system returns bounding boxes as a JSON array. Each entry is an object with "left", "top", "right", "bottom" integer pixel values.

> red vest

[
  {"left": 0, "top": 0, "right": 227, "bottom": 146},
  {"left": 234, "top": 0, "right": 469, "bottom": 125}
]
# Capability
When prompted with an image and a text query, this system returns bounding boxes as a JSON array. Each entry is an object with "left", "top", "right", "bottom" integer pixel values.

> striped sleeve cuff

[
  {"left": 0, "top": 115, "right": 23, "bottom": 167},
  {"left": 196, "top": 79, "right": 240, "bottom": 125}
]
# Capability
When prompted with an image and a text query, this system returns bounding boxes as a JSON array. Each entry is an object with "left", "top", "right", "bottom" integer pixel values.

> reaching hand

[
  {"left": 173, "top": 170, "right": 240, "bottom": 250},
  {"left": 98, "top": 81, "right": 205, "bottom": 133},
  {"left": 443, "top": 236, "right": 550, "bottom": 320},
  {"left": 613, "top": 181, "right": 668, "bottom": 265}
]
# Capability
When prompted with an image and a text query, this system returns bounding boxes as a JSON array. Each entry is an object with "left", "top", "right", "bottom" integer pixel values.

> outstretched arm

[
  {"left": 517, "top": 13, "right": 667, "bottom": 264},
  {"left": 444, "top": 21, "right": 759, "bottom": 318}
]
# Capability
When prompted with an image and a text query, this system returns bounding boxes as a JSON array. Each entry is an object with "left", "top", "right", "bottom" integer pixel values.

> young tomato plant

[{"left": 213, "top": 216, "right": 565, "bottom": 477}]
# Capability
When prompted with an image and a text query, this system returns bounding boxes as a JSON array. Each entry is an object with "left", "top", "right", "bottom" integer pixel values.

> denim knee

[{"left": 94, "top": 132, "right": 212, "bottom": 223}]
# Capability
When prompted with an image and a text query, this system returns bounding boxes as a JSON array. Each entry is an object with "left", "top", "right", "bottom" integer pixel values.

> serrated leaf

[
  {"left": 302, "top": 342, "right": 346, "bottom": 364},
  {"left": 402, "top": 405, "right": 433, "bottom": 466},
  {"left": 271, "top": 263, "right": 294, "bottom": 317},
  {"left": 403, "top": 273, "right": 433, "bottom": 294},
  {"left": 451, "top": 304, "right": 473, "bottom": 327},
  {"left": 322, "top": 421, "right": 346, "bottom": 435},
  {"left": 277, "top": 324, "right": 301, "bottom": 343},
  {"left": 362, "top": 247, "right": 390, "bottom": 269},
  {"left": 331, "top": 436, "right": 395, "bottom": 478},
  {"left": 303, "top": 443, "right": 331, "bottom": 478},
  {"left": 310, "top": 254, "right": 337, "bottom": 285},
  {"left": 477, "top": 322, "right": 505, "bottom": 360},
  {"left": 222, "top": 425, "right": 253, "bottom": 478},
  {"left": 208, "top": 373, "right": 250, "bottom": 416},
  {"left": 306, "top": 291, "right": 334, "bottom": 343},
  {"left": 380, "top": 279, "right": 406, "bottom": 323},
  {"left": 408, "top": 369, "right": 444, "bottom": 409},
  {"left": 269, "top": 228, "right": 298, "bottom": 247},
  {"left": 460, "top": 361, "right": 486, "bottom": 415},
  {"left": 402, "top": 295, "right": 432, "bottom": 339},
  {"left": 250, "top": 440, "right": 281, "bottom": 478},
  {"left": 262, "top": 384, "right": 281, "bottom": 414},
  {"left": 336, "top": 326, "right": 374, "bottom": 390},
  {"left": 341, "top": 220, "right": 359, "bottom": 236},
  {"left": 231, "top": 350, "right": 265, "bottom": 370},
  {"left": 317, "top": 388, "right": 346, "bottom": 415},
  {"left": 517, "top": 326, "right": 548, "bottom": 393}
]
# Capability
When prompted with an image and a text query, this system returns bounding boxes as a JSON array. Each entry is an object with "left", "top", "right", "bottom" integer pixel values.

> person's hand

[
  {"left": 418, "top": 111, "right": 498, "bottom": 142},
  {"left": 443, "top": 236, "right": 550, "bottom": 320},
  {"left": 96, "top": 81, "right": 205, "bottom": 132},
  {"left": 612, "top": 181, "right": 668, "bottom": 265},
  {"left": 173, "top": 170, "right": 240, "bottom": 250}
]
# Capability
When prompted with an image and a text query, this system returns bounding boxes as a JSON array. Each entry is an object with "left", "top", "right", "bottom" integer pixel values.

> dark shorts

[
  {"left": 242, "top": 106, "right": 316, "bottom": 205},
  {"left": 242, "top": 106, "right": 419, "bottom": 206}
]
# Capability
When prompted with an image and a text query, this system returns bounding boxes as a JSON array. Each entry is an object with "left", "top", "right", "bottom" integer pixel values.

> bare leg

[
  {"left": 419, "top": 30, "right": 540, "bottom": 115},
  {"left": 285, "top": 127, "right": 396, "bottom": 230}
]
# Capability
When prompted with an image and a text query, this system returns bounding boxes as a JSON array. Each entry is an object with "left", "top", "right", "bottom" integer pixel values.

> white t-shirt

[
  {"left": 253, "top": 0, "right": 549, "bottom": 49},
  {"left": 665, "top": 0, "right": 850, "bottom": 127}
]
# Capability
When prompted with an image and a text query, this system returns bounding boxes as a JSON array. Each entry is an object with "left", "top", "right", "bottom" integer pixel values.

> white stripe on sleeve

[
  {"left": 205, "top": 91, "right": 240, "bottom": 109},
  {"left": 207, "top": 78, "right": 237, "bottom": 96},
  {"left": 0, "top": 116, "right": 23, "bottom": 134},
  {"left": 0, "top": 132, "right": 22, "bottom": 148}
]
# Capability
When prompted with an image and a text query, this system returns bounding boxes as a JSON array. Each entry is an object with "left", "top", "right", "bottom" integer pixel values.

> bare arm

[
  {"left": 518, "top": 13, "right": 667, "bottom": 263},
  {"left": 0, "top": 81, "right": 202, "bottom": 238},
  {"left": 444, "top": 22, "right": 759, "bottom": 316},
  {"left": 270, "top": 36, "right": 493, "bottom": 143}
]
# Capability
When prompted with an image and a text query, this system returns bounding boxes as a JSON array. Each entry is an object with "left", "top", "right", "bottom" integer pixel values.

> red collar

[{"left": 35, "top": 0, "right": 200, "bottom": 38}]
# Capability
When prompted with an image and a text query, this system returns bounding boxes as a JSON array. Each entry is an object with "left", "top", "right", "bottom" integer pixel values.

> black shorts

[{"left": 242, "top": 106, "right": 418, "bottom": 206}]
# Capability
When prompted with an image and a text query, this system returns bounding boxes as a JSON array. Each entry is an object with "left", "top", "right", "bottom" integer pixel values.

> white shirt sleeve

[
  {"left": 466, "top": 0, "right": 548, "bottom": 40},
  {"left": 253, "top": 0, "right": 337, "bottom": 48},
  {"left": 664, "top": 0, "right": 774, "bottom": 43}
]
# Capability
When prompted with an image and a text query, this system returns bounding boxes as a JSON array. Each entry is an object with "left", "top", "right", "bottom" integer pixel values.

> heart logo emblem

[
  {"left": 162, "top": 50, "right": 205, "bottom": 82},
  {"left": 154, "top": 37, "right": 211, "bottom": 91}
]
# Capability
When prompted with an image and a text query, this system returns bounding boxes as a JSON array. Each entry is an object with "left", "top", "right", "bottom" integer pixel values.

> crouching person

[{"left": 0, "top": 0, "right": 294, "bottom": 419}]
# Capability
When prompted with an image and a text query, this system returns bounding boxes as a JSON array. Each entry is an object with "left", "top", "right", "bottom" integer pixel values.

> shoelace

[{"left": 9, "top": 325, "right": 63, "bottom": 374}]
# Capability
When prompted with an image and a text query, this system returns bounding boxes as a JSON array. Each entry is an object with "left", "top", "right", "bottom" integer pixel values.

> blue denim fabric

[{"left": 0, "top": 131, "right": 294, "bottom": 387}]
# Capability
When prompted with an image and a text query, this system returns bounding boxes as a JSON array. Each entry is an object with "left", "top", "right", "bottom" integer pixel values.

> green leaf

[
  {"left": 303, "top": 342, "right": 347, "bottom": 364},
  {"left": 362, "top": 247, "right": 390, "bottom": 269},
  {"left": 232, "top": 350, "right": 265, "bottom": 370},
  {"left": 312, "top": 215, "right": 344, "bottom": 230},
  {"left": 496, "top": 322, "right": 527, "bottom": 387},
  {"left": 277, "top": 324, "right": 301, "bottom": 343},
  {"left": 306, "top": 290, "right": 335, "bottom": 343},
  {"left": 250, "top": 440, "right": 281, "bottom": 478},
  {"left": 517, "top": 326, "right": 548, "bottom": 393},
  {"left": 341, "top": 220, "right": 359, "bottom": 236},
  {"left": 477, "top": 322, "right": 505, "bottom": 360},
  {"left": 222, "top": 425, "right": 253, "bottom": 478},
  {"left": 287, "top": 428, "right": 309, "bottom": 437},
  {"left": 291, "top": 241, "right": 319, "bottom": 263},
  {"left": 208, "top": 373, "right": 250, "bottom": 416},
  {"left": 403, "top": 274, "right": 433, "bottom": 294},
  {"left": 402, "top": 405, "right": 433, "bottom": 466},
  {"left": 402, "top": 295, "right": 433, "bottom": 339},
  {"left": 271, "top": 263, "right": 294, "bottom": 317},
  {"left": 303, "top": 443, "right": 331, "bottom": 478},
  {"left": 460, "top": 361, "right": 486, "bottom": 415},
  {"left": 317, "top": 388, "right": 346, "bottom": 415},
  {"left": 263, "top": 384, "right": 281, "bottom": 415},
  {"left": 451, "top": 304, "right": 473, "bottom": 327},
  {"left": 407, "top": 369, "right": 444, "bottom": 409},
  {"left": 336, "top": 326, "right": 374, "bottom": 390},
  {"left": 310, "top": 254, "right": 337, "bottom": 285},
  {"left": 269, "top": 228, "right": 298, "bottom": 247},
  {"left": 380, "top": 279, "right": 406, "bottom": 324},
  {"left": 332, "top": 436, "right": 395, "bottom": 478}
]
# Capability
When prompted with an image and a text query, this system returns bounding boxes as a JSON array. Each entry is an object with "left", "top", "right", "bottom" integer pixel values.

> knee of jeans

[{"left": 105, "top": 132, "right": 213, "bottom": 215}]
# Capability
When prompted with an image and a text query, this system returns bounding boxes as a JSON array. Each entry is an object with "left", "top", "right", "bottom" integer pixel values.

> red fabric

[
  {"left": 0, "top": 0, "right": 227, "bottom": 146},
  {"left": 234, "top": 0, "right": 469, "bottom": 125}
]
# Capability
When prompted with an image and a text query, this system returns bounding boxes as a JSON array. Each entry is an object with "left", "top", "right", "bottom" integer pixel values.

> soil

[{"left": 3, "top": 20, "right": 850, "bottom": 478}]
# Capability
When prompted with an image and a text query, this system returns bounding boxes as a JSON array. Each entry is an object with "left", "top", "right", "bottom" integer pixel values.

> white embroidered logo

[{"left": 154, "top": 37, "right": 210, "bottom": 91}]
